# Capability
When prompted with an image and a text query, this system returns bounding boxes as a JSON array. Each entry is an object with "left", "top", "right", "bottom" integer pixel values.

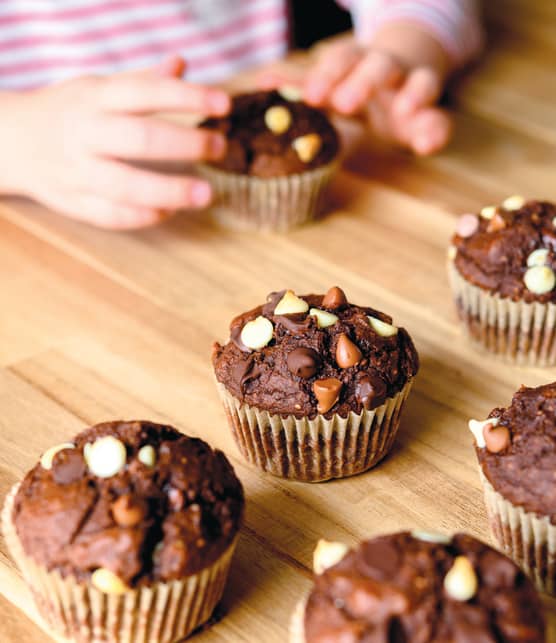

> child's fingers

[
  {"left": 70, "top": 194, "right": 170, "bottom": 229},
  {"left": 393, "top": 67, "right": 443, "bottom": 117},
  {"left": 89, "top": 115, "right": 226, "bottom": 162},
  {"left": 155, "top": 55, "right": 187, "bottom": 79},
  {"left": 330, "top": 50, "right": 404, "bottom": 115},
  {"left": 83, "top": 158, "right": 213, "bottom": 210},
  {"left": 256, "top": 69, "right": 305, "bottom": 92},
  {"left": 304, "top": 42, "right": 361, "bottom": 106},
  {"left": 96, "top": 75, "right": 230, "bottom": 116},
  {"left": 408, "top": 107, "right": 453, "bottom": 155}
]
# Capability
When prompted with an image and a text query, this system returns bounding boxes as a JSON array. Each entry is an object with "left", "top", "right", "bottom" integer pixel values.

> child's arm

[
  {"left": 304, "top": 0, "right": 483, "bottom": 154},
  {"left": 0, "top": 56, "right": 230, "bottom": 229}
]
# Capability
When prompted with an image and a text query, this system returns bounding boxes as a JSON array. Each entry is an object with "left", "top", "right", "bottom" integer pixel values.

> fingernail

[
  {"left": 210, "top": 134, "right": 226, "bottom": 159},
  {"left": 191, "top": 181, "right": 212, "bottom": 207},
  {"left": 209, "top": 92, "right": 230, "bottom": 115}
]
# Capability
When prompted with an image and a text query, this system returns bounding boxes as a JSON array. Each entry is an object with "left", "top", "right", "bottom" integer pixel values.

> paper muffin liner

[
  {"left": 448, "top": 259, "right": 556, "bottom": 366},
  {"left": 479, "top": 470, "right": 556, "bottom": 595},
  {"left": 197, "top": 160, "right": 338, "bottom": 232},
  {"left": 289, "top": 596, "right": 307, "bottom": 643},
  {"left": 2, "top": 483, "right": 237, "bottom": 643},
  {"left": 216, "top": 380, "right": 413, "bottom": 482}
]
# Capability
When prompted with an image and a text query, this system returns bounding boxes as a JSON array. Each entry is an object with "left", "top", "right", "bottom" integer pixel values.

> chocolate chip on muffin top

[
  {"left": 470, "top": 381, "right": 556, "bottom": 523},
  {"left": 200, "top": 89, "right": 339, "bottom": 177},
  {"left": 451, "top": 198, "right": 556, "bottom": 302},
  {"left": 12, "top": 421, "right": 244, "bottom": 588},
  {"left": 212, "top": 287, "right": 419, "bottom": 419},
  {"left": 304, "top": 532, "right": 545, "bottom": 643}
]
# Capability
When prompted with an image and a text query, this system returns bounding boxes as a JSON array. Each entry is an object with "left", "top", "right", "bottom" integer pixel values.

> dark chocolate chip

[
  {"left": 52, "top": 448, "right": 87, "bottom": 485},
  {"left": 275, "top": 313, "right": 314, "bottom": 334},
  {"left": 230, "top": 324, "right": 250, "bottom": 352},
  {"left": 262, "top": 290, "right": 287, "bottom": 316},
  {"left": 355, "top": 373, "right": 388, "bottom": 409},
  {"left": 287, "top": 347, "right": 321, "bottom": 379}
]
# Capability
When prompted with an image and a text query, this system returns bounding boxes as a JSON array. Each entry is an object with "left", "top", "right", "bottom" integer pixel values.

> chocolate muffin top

[
  {"left": 470, "top": 382, "right": 556, "bottom": 523},
  {"left": 200, "top": 89, "right": 339, "bottom": 177},
  {"left": 12, "top": 421, "right": 244, "bottom": 589},
  {"left": 451, "top": 197, "right": 556, "bottom": 303},
  {"left": 212, "top": 287, "right": 419, "bottom": 419},
  {"left": 305, "top": 532, "right": 545, "bottom": 643}
]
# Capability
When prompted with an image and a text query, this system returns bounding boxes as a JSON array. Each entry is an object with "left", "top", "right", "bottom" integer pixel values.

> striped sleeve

[
  {"left": 0, "top": 0, "right": 289, "bottom": 90},
  {"left": 340, "top": 0, "right": 484, "bottom": 67}
]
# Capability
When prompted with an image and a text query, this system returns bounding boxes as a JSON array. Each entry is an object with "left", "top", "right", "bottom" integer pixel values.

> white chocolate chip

[
  {"left": 240, "top": 315, "right": 274, "bottom": 350},
  {"left": 527, "top": 248, "right": 549, "bottom": 267},
  {"left": 468, "top": 417, "right": 499, "bottom": 449},
  {"left": 85, "top": 436, "right": 127, "bottom": 478},
  {"left": 138, "top": 445, "right": 156, "bottom": 467},
  {"left": 292, "top": 133, "right": 322, "bottom": 163},
  {"left": 411, "top": 530, "right": 452, "bottom": 545},
  {"left": 40, "top": 443, "right": 75, "bottom": 470},
  {"left": 278, "top": 85, "right": 302, "bottom": 102},
  {"left": 91, "top": 568, "right": 129, "bottom": 595},
  {"left": 264, "top": 105, "right": 292, "bottom": 134},
  {"left": 502, "top": 195, "right": 526, "bottom": 211},
  {"left": 480, "top": 205, "right": 497, "bottom": 220},
  {"left": 368, "top": 316, "right": 398, "bottom": 337},
  {"left": 313, "top": 540, "right": 349, "bottom": 575},
  {"left": 524, "top": 265, "right": 556, "bottom": 295},
  {"left": 444, "top": 556, "right": 478, "bottom": 602},
  {"left": 274, "top": 290, "right": 309, "bottom": 315},
  {"left": 309, "top": 308, "right": 338, "bottom": 328},
  {"left": 447, "top": 246, "right": 457, "bottom": 261}
]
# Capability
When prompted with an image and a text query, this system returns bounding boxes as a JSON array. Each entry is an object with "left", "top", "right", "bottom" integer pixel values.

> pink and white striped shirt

[{"left": 0, "top": 1, "right": 482, "bottom": 90}]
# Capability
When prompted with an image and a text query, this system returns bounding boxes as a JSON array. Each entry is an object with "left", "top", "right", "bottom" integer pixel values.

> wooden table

[{"left": 2, "top": 1, "right": 556, "bottom": 640}]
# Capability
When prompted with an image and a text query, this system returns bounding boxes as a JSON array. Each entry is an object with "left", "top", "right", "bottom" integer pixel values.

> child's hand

[
  {"left": 304, "top": 37, "right": 452, "bottom": 156},
  {"left": 0, "top": 56, "right": 230, "bottom": 229}
]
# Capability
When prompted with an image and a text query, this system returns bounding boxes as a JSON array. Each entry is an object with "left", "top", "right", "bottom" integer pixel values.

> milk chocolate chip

[
  {"left": 336, "top": 333, "right": 362, "bottom": 368},
  {"left": 483, "top": 423, "right": 511, "bottom": 454},
  {"left": 287, "top": 347, "right": 321, "bottom": 378},
  {"left": 111, "top": 494, "right": 146, "bottom": 527},
  {"left": 321, "top": 286, "right": 348, "bottom": 310},
  {"left": 313, "top": 378, "right": 343, "bottom": 414}
]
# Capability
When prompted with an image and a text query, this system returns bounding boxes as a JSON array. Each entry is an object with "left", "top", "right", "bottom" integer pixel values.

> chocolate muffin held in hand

[
  {"left": 469, "top": 381, "right": 556, "bottom": 595},
  {"left": 201, "top": 89, "right": 339, "bottom": 177},
  {"left": 197, "top": 89, "right": 340, "bottom": 232},
  {"left": 448, "top": 197, "right": 556, "bottom": 365},
  {"left": 3, "top": 420, "right": 244, "bottom": 643},
  {"left": 212, "top": 287, "right": 418, "bottom": 482},
  {"left": 291, "top": 532, "right": 545, "bottom": 643}
]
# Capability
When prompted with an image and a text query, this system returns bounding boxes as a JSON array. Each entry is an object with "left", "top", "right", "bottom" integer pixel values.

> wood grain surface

[{"left": 1, "top": 2, "right": 556, "bottom": 640}]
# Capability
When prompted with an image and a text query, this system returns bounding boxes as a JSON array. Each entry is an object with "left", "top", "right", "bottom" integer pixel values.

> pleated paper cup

[
  {"left": 289, "top": 596, "right": 307, "bottom": 643},
  {"left": 2, "top": 484, "right": 237, "bottom": 643},
  {"left": 215, "top": 380, "right": 413, "bottom": 482},
  {"left": 197, "top": 160, "right": 338, "bottom": 232},
  {"left": 479, "top": 471, "right": 556, "bottom": 595},
  {"left": 447, "top": 259, "right": 556, "bottom": 366}
]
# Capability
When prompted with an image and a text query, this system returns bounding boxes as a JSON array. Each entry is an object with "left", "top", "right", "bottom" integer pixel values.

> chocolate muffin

[
  {"left": 469, "top": 381, "right": 556, "bottom": 594},
  {"left": 212, "top": 287, "right": 418, "bottom": 481},
  {"left": 2, "top": 420, "right": 244, "bottom": 643},
  {"left": 448, "top": 197, "right": 556, "bottom": 365},
  {"left": 291, "top": 532, "right": 545, "bottom": 643},
  {"left": 197, "top": 89, "right": 340, "bottom": 231}
]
